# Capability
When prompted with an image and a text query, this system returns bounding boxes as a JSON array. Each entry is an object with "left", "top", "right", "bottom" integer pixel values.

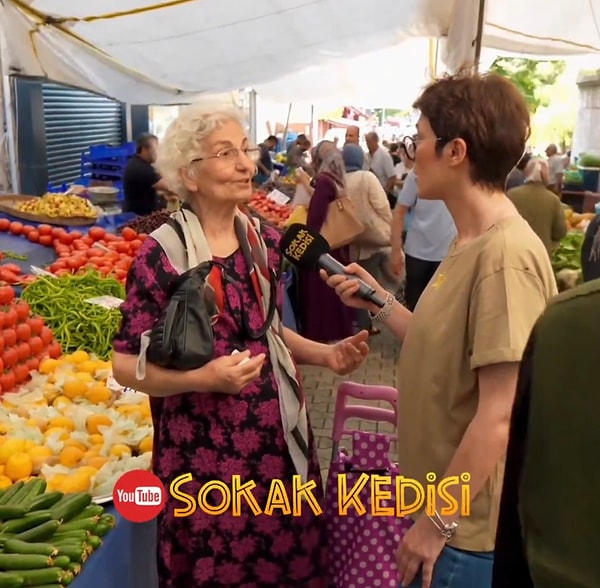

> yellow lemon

[
  {"left": 68, "top": 350, "right": 90, "bottom": 364},
  {"left": 39, "top": 358, "right": 59, "bottom": 374},
  {"left": 109, "top": 444, "right": 131, "bottom": 459},
  {"left": 44, "top": 427, "right": 69, "bottom": 441},
  {"left": 62, "top": 380, "right": 88, "bottom": 399},
  {"left": 5, "top": 453, "right": 33, "bottom": 481},
  {"left": 85, "top": 383, "right": 112, "bottom": 405},
  {"left": 86, "top": 456, "right": 108, "bottom": 470},
  {"left": 59, "top": 446, "right": 85, "bottom": 467},
  {"left": 52, "top": 396, "right": 72, "bottom": 409},
  {"left": 48, "top": 416, "right": 74, "bottom": 432},
  {"left": 74, "top": 372, "right": 94, "bottom": 383},
  {"left": 88, "top": 434, "right": 104, "bottom": 446},
  {"left": 77, "top": 466, "right": 98, "bottom": 478},
  {"left": 28, "top": 445, "right": 53, "bottom": 472},
  {"left": 138, "top": 436, "right": 153, "bottom": 454},
  {"left": 63, "top": 439, "right": 87, "bottom": 452},
  {"left": 0, "top": 476, "right": 11, "bottom": 489},
  {"left": 56, "top": 473, "right": 91, "bottom": 493},
  {"left": 23, "top": 440, "right": 35, "bottom": 451},
  {"left": 86, "top": 415, "right": 112, "bottom": 435},
  {"left": 46, "top": 473, "right": 67, "bottom": 492},
  {"left": 0, "top": 439, "right": 26, "bottom": 464}
]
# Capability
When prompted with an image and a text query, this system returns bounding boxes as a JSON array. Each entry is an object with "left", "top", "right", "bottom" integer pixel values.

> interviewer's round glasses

[{"left": 190, "top": 146, "right": 261, "bottom": 165}]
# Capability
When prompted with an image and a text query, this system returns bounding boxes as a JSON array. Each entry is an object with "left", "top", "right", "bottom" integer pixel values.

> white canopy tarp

[{"left": 1, "top": 0, "right": 599, "bottom": 104}]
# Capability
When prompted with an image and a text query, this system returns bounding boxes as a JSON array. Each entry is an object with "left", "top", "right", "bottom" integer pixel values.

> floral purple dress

[{"left": 113, "top": 225, "right": 328, "bottom": 588}]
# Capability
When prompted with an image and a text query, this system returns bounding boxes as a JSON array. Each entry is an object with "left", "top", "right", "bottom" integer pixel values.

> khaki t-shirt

[{"left": 397, "top": 215, "right": 557, "bottom": 552}]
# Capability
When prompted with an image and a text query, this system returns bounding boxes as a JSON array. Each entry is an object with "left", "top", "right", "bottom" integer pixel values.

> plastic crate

[{"left": 86, "top": 143, "right": 136, "bottom": 161}]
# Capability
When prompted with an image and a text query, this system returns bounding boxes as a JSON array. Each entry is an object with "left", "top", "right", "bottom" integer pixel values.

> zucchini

[
  {"left": 0, "top": 483, "right": 24, "bottom": 506},
  {"left": 55, "top": 519, "right": 96, "bottom": 533},
  {"left": 25, "top": 494, "right": 62, "bottom": 514},
  {"left": 8, "top": 568, "right": 67, "bottom": 586},
  {"left": 14, "top": 521, "right": 60, "bottom": 543},
  {"left": 1, "top": 514, "right": 52, "bottom": 535},
  {"left": 0, "top": 555, "right": 52, "bottom": 571},
  {"left": 49, "top": 494, "right": 91, "bottom": 523},
  {"left": 0, "top": 572, "right": 23, "bottom": 587},
  {"left": 72, "top": 505, "right": 103, "bottom": 521},
  {"left": 49, "top": 556, "right": 69, "bottom": 571},
  {"left": 2, "top": 541, "right": 56, "bottom": 557},
  {"left": 86, "top": 535, "right": 102, "bottom": 550},
  {"left": 0, "top": 507, "right": 27, "bottom": 522},
  {"left": 51, "top": 545, "right": 86, "bottom": 564}
]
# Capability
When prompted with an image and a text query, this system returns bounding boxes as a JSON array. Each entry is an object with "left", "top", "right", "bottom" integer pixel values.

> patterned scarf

[{"left": 140, "top": 207, "right": 310, "bottom": 482}]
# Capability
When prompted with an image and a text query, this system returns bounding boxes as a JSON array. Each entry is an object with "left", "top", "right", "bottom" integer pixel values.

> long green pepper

[{"left": 21, "top": 270, "right": 125, "bottom": 360}]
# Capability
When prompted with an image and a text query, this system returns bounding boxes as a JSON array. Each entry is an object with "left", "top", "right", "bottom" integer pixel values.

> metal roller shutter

[{"left": 42, "top": 83, "right": 124, "bottom": 186}]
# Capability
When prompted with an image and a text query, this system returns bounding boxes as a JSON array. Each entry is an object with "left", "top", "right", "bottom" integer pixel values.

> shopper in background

[
  {"left": 322, "top": 73, "right": 557, "bottom": 588},
  {"left": 297, "top": 140, "right": 357, "bottom": 343},
  {"left": 545, "top": 143, "right": 565, "bottom": 193},
  {"left": 286, "top": 134, "right": 312, "bottom": 171},
  {"left": 506, "top": 158, "right": 567, "bottom": 257},
  {"left": 365, "top": 131, "right": 398, "bottom": 208},
  {"left": 342, "top": 143, "right": 393, "bottom": 335},
  {"left": 255, "top": 134, "right": 278, "bottom": 185},
  {"left": 344, "top": 125, "right": 360, "bottom": 146},
  {"left": 123, "top": 133, "right": 172, "bottom": 216},
  {"left": 581, "top": 212, "right": 600, "bottom": 281},
  {"left": 390, "top": 167, "right": 456, "bottom": 311},
  {"left": 112, "top": 103, "right": 369, "bottom": 587},
  {"left": 493, "top": 279, "right": 600, "bottom": 588}
]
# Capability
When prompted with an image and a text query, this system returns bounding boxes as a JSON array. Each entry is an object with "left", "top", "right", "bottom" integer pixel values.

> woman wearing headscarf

[
  {"left": 342, "top": 143, "right": 393, "bottom": 334},
  {"left": 297, "top": 140, "right": 357, "bottom": 342}
]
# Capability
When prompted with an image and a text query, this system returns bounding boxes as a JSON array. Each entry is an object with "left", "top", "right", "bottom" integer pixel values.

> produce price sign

[
  {"left": 267, "top": 189, "right": 291, "bottom": 205},
  {"left": 85, "top": 296, "right": 124, "bottom": 310}
]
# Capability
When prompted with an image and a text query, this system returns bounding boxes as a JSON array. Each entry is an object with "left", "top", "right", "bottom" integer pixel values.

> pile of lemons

[{"left": 0, "top": 350, "right": 152, "bottom": 495}]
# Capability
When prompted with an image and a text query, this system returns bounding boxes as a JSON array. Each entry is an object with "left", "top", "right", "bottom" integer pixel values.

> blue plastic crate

[{"left": 86, "top": 143, "right": 135, "bottom": 161}]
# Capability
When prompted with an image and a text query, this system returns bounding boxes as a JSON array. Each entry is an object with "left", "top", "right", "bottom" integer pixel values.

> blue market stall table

[{"left": 72, "top": 506, "right": 158, "bottom": 588}]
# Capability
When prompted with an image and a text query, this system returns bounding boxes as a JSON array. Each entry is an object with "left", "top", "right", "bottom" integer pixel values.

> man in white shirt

[
  {"left": 390, "top": 170, "right": 457, "bottom": 310},
  {"left": 545, "top": 144, "right": 566, "bottom": 193},
  {"left": 365, "top": 132, "right": 397, "bottom": 208}
]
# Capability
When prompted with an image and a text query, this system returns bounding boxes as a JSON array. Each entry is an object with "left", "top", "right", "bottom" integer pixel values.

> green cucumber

[
  {"left": 71, "top": 505, "right": 103, "bottom": 520},
  {"left": 94, "top": 523, "right": 109, "bottom": 537},
  {"left": 0, "top": 507, "right": 27, "bottom": 522},
  {"left": 1, "top": 513, "right": 52, "bottom": 535},
  {"left": 26, "top": 494, "right": 63, "bottom": 514},
  {"left": 0, "top": 483, "right": 24, "bottom": 506},
  {"left": 49, "top": 494, "right": 91, "bottom": 523},
  {"left": 15, "top": 481, "right": 46, "bottom": 506},
  {"left": 0, "top": 572, "right": 23, "bottom": 587},
  {"left": 7, "top": 482, "right": 34, "bottom": 506},
  {"left": 8, "top": 568, "right": 67, "bottom": 586},
  {"left": 99, "top": 514, "right": 115, "bottom": 528},
  {"left": 49, "top": 556, "right": 69, "bottom": 571},
  {"left": 51, "top": 545, "right": 86, "bottom": 564},
  {"left": 52, "top": 530, "right": 88, "bottom": 541},
  {"left": 2, "top": 541, "right": 56, "bottom": 557},
  {"left": 24, "top": 586, "right": 61, "bottom": 588},
  {"left": 55, "top": 519, "right": 96, "bottom": 533},
  {"left": 14, "top": 521, "right": 60, "bottom": 543},
  {"left": 67, "top": 562, "right": 81, "bottom": 575},
  {"left": 0, "top": 554, "right": 53, "bottom": 570},
  {"left": 86, "top": 535, "right": 102, "bottom": 550}
]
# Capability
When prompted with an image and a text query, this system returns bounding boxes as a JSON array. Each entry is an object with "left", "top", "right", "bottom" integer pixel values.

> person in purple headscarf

[{"left": 297, "top": 140, "right": 357, "bottom": 342}]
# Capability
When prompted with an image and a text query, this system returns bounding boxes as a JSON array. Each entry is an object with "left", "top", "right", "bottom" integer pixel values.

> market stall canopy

[{"left": 1, "top": 0, "right": 599, "bottom": 104}]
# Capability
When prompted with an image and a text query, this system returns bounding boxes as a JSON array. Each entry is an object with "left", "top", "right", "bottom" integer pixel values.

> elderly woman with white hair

[
  {"left": 111, "top": 102, "right": 369, "bottom": 587},
  {"left": 506, "top": 157, "right": 567, "bottom": 256}
]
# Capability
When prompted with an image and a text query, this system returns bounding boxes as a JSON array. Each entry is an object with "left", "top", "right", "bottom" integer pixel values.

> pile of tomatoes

[
  {"left": 0, "top": 220, "right": 146, "bottom": 285},
  {"left": 0, "top": 285, "right": 61, "bottom": 393}
]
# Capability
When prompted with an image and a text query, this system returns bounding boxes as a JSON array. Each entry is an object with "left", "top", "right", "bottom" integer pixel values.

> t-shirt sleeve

[
  {"left": 113, "top": 238, "right": 173, "bottom": 355},
  {"left": 397, "top": 172, "right": 418, "bottom": 208},
  {"left": 468, "top": 268, "right": 547, "bottom": 369}
]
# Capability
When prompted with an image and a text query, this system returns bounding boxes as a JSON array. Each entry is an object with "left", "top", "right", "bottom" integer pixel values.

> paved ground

[{"left": 300, "top": 328, "right": 401, "bottom": 483}]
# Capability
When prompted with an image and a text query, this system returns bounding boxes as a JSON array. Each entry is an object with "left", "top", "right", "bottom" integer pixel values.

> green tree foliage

[{"left": 490, "top": 58, "right": 566, "bottom": 113}]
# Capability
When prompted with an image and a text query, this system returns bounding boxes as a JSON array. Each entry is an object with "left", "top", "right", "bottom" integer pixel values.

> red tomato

[
  {"left": 0, "top": 371, "right": 15, "bottom": 392},
  {"left": 14, "top": 302, "right": 30, "bottom": 322},
  {"left": 121, "top": 227, "right": 137, "bottom": 241},
  {"left": 3, "top": 328, "right": 17, "bottom": 348},
  {"left": 26, "top": 357, "right": 39, "bottom": 372},
  {"left": 4, "top": 308, "right": 17, "bottom": 328},
  {"left": 0, "top": 219, "right": 10, "bottom": 231},
  {"left": 13, "top": 363, "right": 29, "bottom": 384},
  {"left": 27, "top": 230, "right": 39, "bottom": 243},
  {"left": 16, "top": 343, "right": 30, "bottom": 362},
  {"left": 0, "top": 269, "right": 19, "bottom": 284},
  {"left": 88, "top": 227, "right": 106, "bottom": 241},
  {"left": 47, "top": 341, "right": 62, "bottom": 359},
  {"left": 9, "top": 222, "right": 23, "bottom": 236},
  {"left": 27, "top": 317, "right": 44, "bottom": 335},
  {"left": 2, "top": 348, "right": 17, "bottom": 368},
  {"left": 0, "top": 286, "right": 13, "bottom": 306},
  {"left": 66, "top": 256, "right": 85, "bottom": 270},
  {"left": 15, "top": 322, "right": 31, "bottom": 342},
  {"left": 22, "top": 225, "right": 35, "bottom": 236},
  {"left": 38, "top": 235, "right": 53, "bottom": 247},
  {"left": 28, "top": 336, "right": 43, "bottom": 355},
  {"left": 40, "top": 326, "right": 54, "bottom": 346}
]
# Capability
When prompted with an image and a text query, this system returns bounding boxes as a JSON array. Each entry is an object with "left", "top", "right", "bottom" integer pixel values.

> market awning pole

[
  {"left": 282, "top": 103, "right": 292, "bottom": 151},
  {"left": 0, "top": 44, "right": 19, "bottom": 193},
  {"left": 473, "top": 0, "right": 486, "bottom": 73}
]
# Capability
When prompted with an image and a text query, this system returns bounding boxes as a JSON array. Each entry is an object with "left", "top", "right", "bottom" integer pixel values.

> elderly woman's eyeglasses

[
  {"left": 401, "top": 136, "right": 443, "bottom": 161},
  {"left": 190, "top": 146, "right": 261, "bottom": 165}
]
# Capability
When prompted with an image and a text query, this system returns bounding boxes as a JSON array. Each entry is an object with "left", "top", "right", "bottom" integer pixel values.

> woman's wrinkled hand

[
  {"left": 200, "top": 351, "right": 266, "bottom": 394},
  {"left": 325, "top": 330, "right": 369, "bottom": 375},
  {"left": 319, "top": 263, "right": 386, "bottom": 312}
]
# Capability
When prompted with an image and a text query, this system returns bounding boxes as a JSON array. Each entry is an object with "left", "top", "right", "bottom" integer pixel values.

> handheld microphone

[{"left": 279, "top": 224, "right": 386, "bottom": 308}]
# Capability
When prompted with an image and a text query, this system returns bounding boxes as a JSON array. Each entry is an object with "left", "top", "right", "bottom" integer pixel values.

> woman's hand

[
  {"left": 199, "top": 351, "right": 266, "bottom": 394},
  {"left": 325, "top": 330, "right": 369, "bottom": 375},
  {"left": 319, "top": 263, "right": 386, "bottom": 312}
]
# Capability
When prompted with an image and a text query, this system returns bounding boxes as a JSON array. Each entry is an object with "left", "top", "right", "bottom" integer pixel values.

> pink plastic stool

[{"left": 330, "top": 381, "right": 398, "bottom": 462}]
